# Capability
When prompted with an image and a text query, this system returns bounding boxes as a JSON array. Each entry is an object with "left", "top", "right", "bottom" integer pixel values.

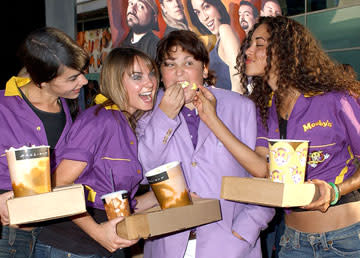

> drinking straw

[{"left": 109, "top": 168, "right": 115, "bottom": 192}]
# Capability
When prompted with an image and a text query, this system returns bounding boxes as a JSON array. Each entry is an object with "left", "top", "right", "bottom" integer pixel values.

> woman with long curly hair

[{"left": 193, "top": 16, "right": 360, "bottom": 257}]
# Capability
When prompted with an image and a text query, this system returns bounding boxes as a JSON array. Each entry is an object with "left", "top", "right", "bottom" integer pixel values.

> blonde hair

[{"left": 99, "top": 48, "right": 159, "bottom": 130}]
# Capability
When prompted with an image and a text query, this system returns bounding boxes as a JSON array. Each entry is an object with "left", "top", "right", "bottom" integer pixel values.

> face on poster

[
  {"left": 260, "top": 0, "right": 282, "bottom": 17},
  {"left": 107, "top": 0, "right": 263, "bottom": 48}
]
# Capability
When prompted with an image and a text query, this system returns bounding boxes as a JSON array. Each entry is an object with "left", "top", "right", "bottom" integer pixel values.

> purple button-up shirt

[
  {"left": 0, "top": 76, "right": 72, "bottom": 190},
  {"left": 56, "top": 94, "right": 143, "bottom": 210},
  {"left": 256, "top": 92, "right": 360, "bottom": 184},
  {"left": 137, "top": 88, "right": 274, "bottom": 258},
  {"left": 181, "top": 106, "right": 200, "bottom": 149}
]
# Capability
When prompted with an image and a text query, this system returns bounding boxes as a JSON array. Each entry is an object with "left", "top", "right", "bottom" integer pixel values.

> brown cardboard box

[
  {"left": 7, "top": 184, "right": 86, "bottom": 225},
  {"left": 117, "top": 198, "right": 221, "bottom": 240},
  {"left": 221, "top": 177, "right": 319, "bottom": 207}
]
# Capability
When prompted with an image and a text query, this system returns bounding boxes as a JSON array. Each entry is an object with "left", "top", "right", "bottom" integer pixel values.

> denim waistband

[
  {"left": 285, "top": 221, "right": 360, "bottom": 247},
  {"left": 1, "top": 226, "right": 41, "bottom": 244}
]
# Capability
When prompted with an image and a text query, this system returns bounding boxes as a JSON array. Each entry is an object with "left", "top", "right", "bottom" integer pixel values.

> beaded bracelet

[{"left": 328, "top": 182, "right": 340, "bottom": 206}]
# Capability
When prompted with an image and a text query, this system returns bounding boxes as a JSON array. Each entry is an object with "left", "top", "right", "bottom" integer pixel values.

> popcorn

[
  {"left": 179, "top": 81, "right": 189, "bottom": 88},
  {"left": 178, "top": 81, "right": 198, "bottom": 90}
]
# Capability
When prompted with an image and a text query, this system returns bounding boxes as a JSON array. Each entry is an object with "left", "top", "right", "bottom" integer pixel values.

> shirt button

[
  {"left": 130, "top": 141, "right": 134, "bottom": 145},
  {"left": 191, "top": 161, "right": 197, "bottom": 167},
  {"left": 36, "top": 126, "right": 41, "bottom": 131},
  {"left": 137, "top": 169, "right": 141, "bottom": 174},
  {"left": 187, "top": 114, "right": 191, "bottom": 117}
]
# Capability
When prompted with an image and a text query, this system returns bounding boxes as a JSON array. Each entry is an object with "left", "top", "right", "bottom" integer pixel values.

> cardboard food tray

[
  {"left": 221, "top": 177, "right": 319, "bottom": 207},
  {"left": 7, "top": 184, "right": 86, "bottom": 225},
  {"left": 117, "top": 198, "right": 221, "bottom": 240}
]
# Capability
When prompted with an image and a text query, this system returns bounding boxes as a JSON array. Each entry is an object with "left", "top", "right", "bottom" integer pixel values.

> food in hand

[
  {"left": 179, "top": 81, "right": 189, "bottom": 88},
  {"left": 178, "top": 81, "right": 198, "bottom": 90}
]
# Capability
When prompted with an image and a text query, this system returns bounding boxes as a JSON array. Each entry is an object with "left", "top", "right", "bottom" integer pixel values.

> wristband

[{"left": 328, "top": 182, "right": 340, "bottom": 206}]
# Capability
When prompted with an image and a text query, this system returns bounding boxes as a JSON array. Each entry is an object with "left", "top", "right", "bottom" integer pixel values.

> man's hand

[{"left": 159, "top": 82, "right": 185, "bottom": 119}]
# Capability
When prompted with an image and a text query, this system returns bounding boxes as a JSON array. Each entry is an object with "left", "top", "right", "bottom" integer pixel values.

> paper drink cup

[
  {"left": 6, "top": 145, "right": 51, "bottom": 197},
  {"left": 101, "top": 190, "right": 131, "bottom": 220},
  {"left": 145, "top": 161, "right": 192, "bottom": 209},
  {"left": 268, "top": 139, "right": 309, "bottom": 184}
]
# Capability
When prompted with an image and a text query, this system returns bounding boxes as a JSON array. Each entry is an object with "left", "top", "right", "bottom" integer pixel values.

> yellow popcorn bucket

[{"left": 268, "top": 139, "right": 309, "bottom": 184}]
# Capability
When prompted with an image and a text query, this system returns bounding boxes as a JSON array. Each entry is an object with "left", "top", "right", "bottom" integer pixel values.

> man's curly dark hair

[{"left": 236, "top": 16, "right": 360, "bottom": 130}]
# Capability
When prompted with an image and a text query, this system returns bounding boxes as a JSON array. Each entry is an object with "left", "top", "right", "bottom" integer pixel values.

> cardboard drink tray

[
  {"left": 221, "top": 177, "right": 319, "bottom": 207},
  {"left": 117, "top": 198, "right": 221, "bottom": 240},
  {"left": 7, "top": 184, "right": 86, "bottom": 225}
]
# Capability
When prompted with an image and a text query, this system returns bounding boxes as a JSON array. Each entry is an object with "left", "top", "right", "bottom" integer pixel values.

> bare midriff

[{"left": 285, "top": 201, "right": 360, "bottom": 233}]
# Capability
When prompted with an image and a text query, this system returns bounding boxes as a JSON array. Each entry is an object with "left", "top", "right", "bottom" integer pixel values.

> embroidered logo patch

[
  {"left": 303, "top": 120, "right": 333, "bottom": 132},
  {"left": 308, "top": 151, "right": 330, "bottom": 168}
]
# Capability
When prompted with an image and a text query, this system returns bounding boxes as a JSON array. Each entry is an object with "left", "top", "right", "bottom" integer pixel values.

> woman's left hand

[{"left": 301, "top": 179, "right": 333, "bottom": 213}]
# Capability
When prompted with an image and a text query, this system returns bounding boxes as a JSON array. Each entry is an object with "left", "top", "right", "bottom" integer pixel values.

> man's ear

[{"left": 203, "top": 65, "right": 209, "bottom": 79}]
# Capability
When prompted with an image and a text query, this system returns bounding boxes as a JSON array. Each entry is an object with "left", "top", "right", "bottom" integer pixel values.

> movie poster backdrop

[{"left": 106, "top": 0, "right": 281, "bottom": 91}]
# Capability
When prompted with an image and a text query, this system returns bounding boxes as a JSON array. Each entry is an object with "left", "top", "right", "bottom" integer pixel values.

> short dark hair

[
  {"left": 187, "top": 0, "right": 230, "bottom": 35},
  {"left": 261, "top": 0, "right": 280, "bottom": 10},
  {"left": 156, "top": 30, "right": 216, "bottom": 85},
  {"left": 240, "top": 0, "right": 259, "bottom": 19},
  {"left": 18, "top": 27, "right": 89, "bottom": 85}
]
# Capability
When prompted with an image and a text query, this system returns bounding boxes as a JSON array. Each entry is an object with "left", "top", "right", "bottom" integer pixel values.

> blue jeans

[
  {"left": 0, "top": 226, "right": 41, "bottom": 258},
  {"left": 34, "top": 242, "right": 127, "bottom": 258},
  {"left": 279, "top": 222, "right": 360, "bottom": 257},
  {"left": 34, "top": 242, "right": 103, "bottom": 258},
  {"left": 261, "top": 208, "right": 285, "bottom": 258}
]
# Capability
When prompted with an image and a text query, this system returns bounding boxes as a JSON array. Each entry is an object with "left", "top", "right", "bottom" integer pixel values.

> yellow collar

[
  {"left": 5, "top": 76, "right": 31, "bottom": 98},
  {"left": 303, "top": 92, "right": 324, "bottom": 97},
  {"left": 94, "top": 94, "right": 120, "bottom": 110},
  {"left": 268, "top": 91, "right": 324, "bottom": 107}
]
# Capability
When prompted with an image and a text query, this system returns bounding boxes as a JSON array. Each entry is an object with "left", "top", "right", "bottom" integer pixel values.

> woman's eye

[{"left": 131, "top": 73, "right": 142, "bottom": 80}]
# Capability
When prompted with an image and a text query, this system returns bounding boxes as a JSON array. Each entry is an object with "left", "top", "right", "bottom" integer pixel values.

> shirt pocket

[{"left": 100, "top": 156, "right": 142, "bottom": 195}]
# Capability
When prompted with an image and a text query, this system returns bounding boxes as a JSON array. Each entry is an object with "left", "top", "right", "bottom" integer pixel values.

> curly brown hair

[{"left": 236, "top": 16, "right": 360, "bottom": 129}]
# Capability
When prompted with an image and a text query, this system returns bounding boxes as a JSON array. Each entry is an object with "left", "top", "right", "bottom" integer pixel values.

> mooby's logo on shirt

[{"left": 303, "top": 120, "right": 333, "bottom": 132}]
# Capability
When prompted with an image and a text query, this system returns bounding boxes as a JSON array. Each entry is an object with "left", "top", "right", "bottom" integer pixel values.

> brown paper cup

[
  {"left": 268, "top": 139, "right": 309, "bottom": 184},
  {"left": 6, "top": 145, "right": 51, "bottom": 197},
  {"left": 145, "top": 161, "right": 192, "bottom": 209},
  {"left": 101, "top": 190, "right": 131, "bottom": 220}
]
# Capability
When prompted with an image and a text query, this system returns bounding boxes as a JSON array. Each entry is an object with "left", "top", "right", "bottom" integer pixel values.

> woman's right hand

[
  {"left": 95, "top": 217, "right": 138, "bottom": 252},
  {"left": 193, "top": 85, "right": 218, "bottom": 126},
  {"left": 0, "top": 191, "right": 13, "bottom": 225},
  {"left": 159, "top": 82, "right": 185, "bottom": 119}
]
